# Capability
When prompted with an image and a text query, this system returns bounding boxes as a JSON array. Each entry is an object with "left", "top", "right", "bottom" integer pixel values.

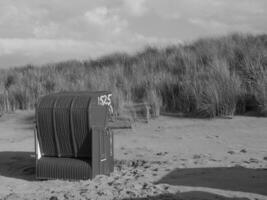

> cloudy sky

[{"left": 0, "top": 0, "right": 266, "bottom": 68}]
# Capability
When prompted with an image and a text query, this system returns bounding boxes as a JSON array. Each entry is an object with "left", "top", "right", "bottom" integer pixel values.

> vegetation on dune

[{"left": 0, "top": 33, "right": 267, "bottom": 118}]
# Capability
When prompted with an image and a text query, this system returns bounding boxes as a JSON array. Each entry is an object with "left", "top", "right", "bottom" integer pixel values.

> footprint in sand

[
  {"left": 242, "top": 158, "right": 259, "bottom": 164},
  {"left": 193, "top": 154, "right": 203, "bottom": 159},
  {"left": 227, "top": 150, "right": 236, "bottom": 155},
  {"left": 49, "top": 196, "right": 58, "bottom": 200},
  {"left": 155, "top": 152, "right": 168, "bottom": 156},
  {"left": 209, "top": 158, "right": 221, "bottom": 162},
  {"left": 152, "top": 168, "right": 158, "bottom": 172},
  {"left": 249, "top": 158, "right": 259, "bottom": 163},
  {"left": 228, "top": 149, "right": 247, "bottom": 155},
  {"left": 240, "top": 148, "right": 247, "bottom": 153},
  {"left": 79, "top": 188, "right": 88, "bottom": 194}
]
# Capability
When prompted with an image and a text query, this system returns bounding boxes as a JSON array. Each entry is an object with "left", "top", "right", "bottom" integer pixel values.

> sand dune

[{"left": 0, "top": 111, "right": 267, "bottom": 200}]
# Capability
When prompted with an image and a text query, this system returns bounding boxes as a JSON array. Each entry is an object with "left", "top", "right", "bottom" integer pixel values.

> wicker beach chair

[{"left": 34, "top": 91, "right": 114, "bottom": 180}]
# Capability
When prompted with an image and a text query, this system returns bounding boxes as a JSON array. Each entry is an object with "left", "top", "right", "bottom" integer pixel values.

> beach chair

[{"left": 34, "top": 91, "right": 114, "bottom": 180}]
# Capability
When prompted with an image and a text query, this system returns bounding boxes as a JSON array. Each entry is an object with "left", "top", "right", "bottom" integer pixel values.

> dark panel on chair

[
  {"left": 37, "top": 95, "right": 57, "bottom": 156},
  {"left": 72, "top": 95, "right": 92, "bottom": 157},
  {"left": 54, "top": 96, "right": 74, "bottom": 157},
  {"left": 91, "top": 127, "right": 112, "bottom": 178},
  {"left": 108, "top": 128, "right": 114, "bottom": 172},
  {"left": 89, "top": 96, "right": 108, "bottom": 127},
  {"left": 91, "top": 127, "right": 100, "bottom": 178}
]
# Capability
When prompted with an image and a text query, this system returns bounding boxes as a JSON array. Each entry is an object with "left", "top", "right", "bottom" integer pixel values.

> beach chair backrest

[{"left": 36, "top": 92, "right": 110, "bottom": 158}]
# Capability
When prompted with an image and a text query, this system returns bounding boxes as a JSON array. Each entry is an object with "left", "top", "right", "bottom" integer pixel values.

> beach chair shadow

[
  {"left": 122, "top": 191, "right": 249, "bottom": 200},
  {"left": 156, "top": 167, "right": 267, "bottom": 196},
  {"left": 0, "top": 151, "right": 35, "bottom": 181}
]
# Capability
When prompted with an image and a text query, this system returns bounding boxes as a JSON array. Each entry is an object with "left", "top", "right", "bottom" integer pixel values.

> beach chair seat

[{"left": 36, "top": 157, "right": 92, "bottom": 180}]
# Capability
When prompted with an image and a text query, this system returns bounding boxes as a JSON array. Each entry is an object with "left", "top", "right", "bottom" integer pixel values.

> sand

[{"left": 0, "top": 110, "right": 267, "bottom": 200}]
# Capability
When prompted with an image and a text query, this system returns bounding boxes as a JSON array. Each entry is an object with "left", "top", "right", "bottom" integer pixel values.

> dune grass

[{"left": 0, "top": 33, "right": 267, "bottom": 118}]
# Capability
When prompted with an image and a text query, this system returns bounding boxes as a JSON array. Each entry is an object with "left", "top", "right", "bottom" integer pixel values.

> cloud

[
  {"left": 0, "top": 0, "right": 266, "bottom": 68},
  {"left": 0, "top": 38, "right": 84, "bottom": 56},
  {"left": 133, "top": 33, "right": 182, "bottom": 46},
  {"left": 0, "top": 37, "right": 137, "bottom": 67},
  {"left": 189, "top": 18, "right": 230, "bottom": 31},
  {"left": 0, "top": 3, "right": 49, "bottom": 38},
  {"left": 33, "top": 23, "right": 59, "bottom": 38},
  {"left": 162, "top": 13, "right": 181, "bottom": 20},
  {"left": 122, "top": 0, "right": 148, "bottom": 16},
  {"left": 84, "top": 7, "right": 128, "bottom": 34},
  {"left": 0, "top": 4, "right": 47, "bottom": 24},
  {"left": 85, "top": 7, "right": 110, "bottom": 26},
  {"left": 0, "top": 38, "right": 128, "bottom": 57}
]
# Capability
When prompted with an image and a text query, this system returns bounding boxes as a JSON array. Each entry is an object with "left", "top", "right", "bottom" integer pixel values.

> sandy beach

[{"left": 0, "top": 110, "right": 267, "bottom": 200}]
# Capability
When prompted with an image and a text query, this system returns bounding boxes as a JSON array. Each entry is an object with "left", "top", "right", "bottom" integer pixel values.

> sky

[{"left": 0, "top": 0, "right": 266, "bottom": 68}]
